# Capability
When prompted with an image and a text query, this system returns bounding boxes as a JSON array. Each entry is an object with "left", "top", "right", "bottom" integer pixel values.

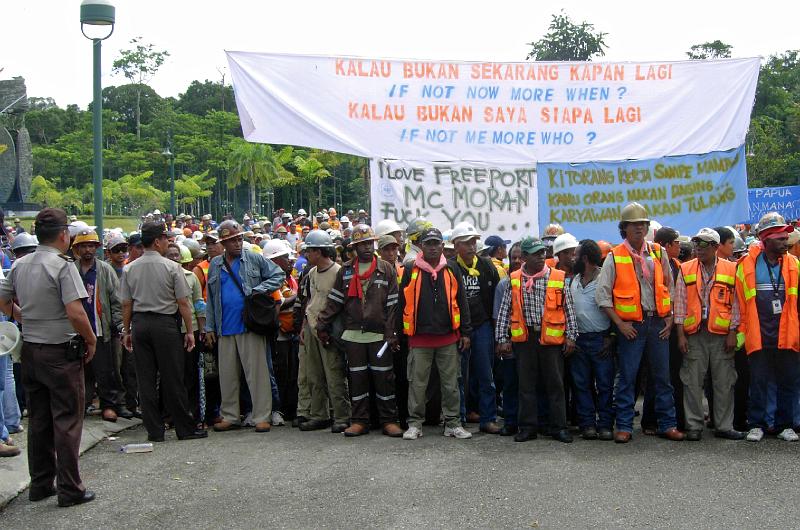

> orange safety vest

[
  {"left": 611, "top": 242, "right": 671, "bottom": 321},
  {"left": 278, "top": 276, "right": 298, "bottom": 333},
  {"left": 735, "top": 245, "right": 800, "bottom": 354},
  {"left": 395, "top": 262, "right": 404, "bottom": 285},
  {"left": 545, "top": 257, "right": 557, "bottom": 269},
  {"left": 680, "top": 258, "right": 736, "bottom": 335},
  {"left": 508, "top": 268, "right": 567, "bottom": 345},
  {"left": 402, "top": 266, "right": 461, "bottom": 336},
  {"left": 196, "top": 260, "right": 210, "bottom": 300}
]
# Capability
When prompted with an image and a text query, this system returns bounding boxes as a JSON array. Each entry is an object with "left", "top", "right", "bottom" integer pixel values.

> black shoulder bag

[{"left": 222, "top": 258, "right": 280, "bottom": 336}]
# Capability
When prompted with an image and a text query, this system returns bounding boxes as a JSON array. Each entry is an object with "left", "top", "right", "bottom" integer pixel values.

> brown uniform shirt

[
  {"left": 0, "top": 245, "right": 88, "bottom": 343},
  {"left": 120, "top": 250, "right": 191, "bottom": 314}
]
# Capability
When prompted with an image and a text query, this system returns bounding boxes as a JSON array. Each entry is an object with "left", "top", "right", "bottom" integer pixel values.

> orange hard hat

[{"left": 597, "top": 240, "right": 613, "bottom": 259}]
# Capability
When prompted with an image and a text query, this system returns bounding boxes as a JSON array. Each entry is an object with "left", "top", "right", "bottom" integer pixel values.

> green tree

[
  {"left": 29, "top": 175, "right": 62, "bottom": 207},
  {"left": 177, "top": 80, "right": 237, "bottom": 116},
  {"left": 292, "top": 154, "right": 331, "bottom": 214},
  {"left": 686, "top": 40, "right": 733, "bottom": 60},
  {"left": 112, "top": 37, "right": 170, "bottom": 139},
  {"left": 101, "top": 84, "right": 163, "bottom": 135},
  {"left": 526, "top": 11, "right": 607, "bottom": 61},
  {"left": 227, "top": 139, "right": 294, "bottom": 213}
]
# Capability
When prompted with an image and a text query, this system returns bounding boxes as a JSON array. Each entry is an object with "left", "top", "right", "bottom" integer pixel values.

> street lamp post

[
  {"left": 80, "top": 0, "right": 115, "bottom": 252},
  {"left": 162, "top": 133, "right": 175, "bottom": 215}
]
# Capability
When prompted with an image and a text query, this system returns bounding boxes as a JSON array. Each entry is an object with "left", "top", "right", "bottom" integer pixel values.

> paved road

[{"left": 3, "top": 420, "right": 799, "bottom": 529}]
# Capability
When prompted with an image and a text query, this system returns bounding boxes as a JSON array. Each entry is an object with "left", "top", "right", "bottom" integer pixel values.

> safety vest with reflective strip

[
  {"left": 197, "top": 260, "right": 210, "bottom": 301},
  {"left": 508, "top": 268, "right": 567, "bottom": 345},
  {"left": 735, "top": 245, "right": 800, "bottom": 354},
  {"left": 680, "top": 258, "right": 736, "bottom": 335},
  {"left": 402, "top": 266, "right": 461, "bottom": 337},
  {"left": 611, "top": 242, "right": 671, "bottom": 321}
]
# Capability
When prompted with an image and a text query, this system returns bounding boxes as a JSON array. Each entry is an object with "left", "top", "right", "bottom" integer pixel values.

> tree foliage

[
  {"left": 686, "top": 40, "right": 733, "bottom": 60},
  {"left": 526, "top": 11, "right": 607, "bottom": 61}
]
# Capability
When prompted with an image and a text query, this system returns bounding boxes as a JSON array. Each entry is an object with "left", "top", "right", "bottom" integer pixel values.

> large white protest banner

[
  {"left": 227, "top": 52, "right": 759, "bottom": 163},
  {"left": 369, "top": 159, "right": 538, "bottom": 242}
]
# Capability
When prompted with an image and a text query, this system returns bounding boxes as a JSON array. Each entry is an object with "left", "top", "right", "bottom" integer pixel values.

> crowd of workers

[{"left": 1, "top": 200, "right": 799, "bottom": 507}]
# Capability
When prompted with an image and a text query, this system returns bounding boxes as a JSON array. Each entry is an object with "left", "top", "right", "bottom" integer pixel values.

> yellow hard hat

[
  {"left": 73, "top": 230, "right": 100, "bottom": 246},
  {"left": 620, "top": 202, "right": 650, "bottom": 223}
]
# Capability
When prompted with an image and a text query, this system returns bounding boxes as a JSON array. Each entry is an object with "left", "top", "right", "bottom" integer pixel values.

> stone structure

[{"left": 0, "top": 76, "right": 36, "bottom": 211}]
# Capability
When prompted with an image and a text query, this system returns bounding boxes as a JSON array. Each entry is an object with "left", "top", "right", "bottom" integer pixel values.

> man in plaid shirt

[{"left": 495, "top": 237, "right": 577, "bottom": 443}]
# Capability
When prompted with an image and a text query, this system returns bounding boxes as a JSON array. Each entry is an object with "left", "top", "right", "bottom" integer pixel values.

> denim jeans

[
  {"left": 458, "top": 321, "right": 497, "bottom": 425},
  {"left": 0, "top": 355, "right": 9, "bottom": 441},
  {"left": 748, "top": 349, "right": 800, "bottom": 430},
  {"left": 614, "top": 316, "right": 676, "bottom": 433},
  {"left": 500, "top": 356, "right": 518, "bottom": 427},
  {"left": 571, "top": 332, "right": 615, "bottom": 430}
]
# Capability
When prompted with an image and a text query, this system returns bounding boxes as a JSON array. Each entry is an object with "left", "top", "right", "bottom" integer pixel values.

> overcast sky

[{"left": 3, "top": 0, "right": 798, "bottom": 109}]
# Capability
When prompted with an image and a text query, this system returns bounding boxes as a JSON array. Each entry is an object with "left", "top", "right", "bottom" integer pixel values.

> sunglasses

[
  {"left": 692, "top": 240, "right": 713, "bottom": 249},
  {"left": 110, "top": 247, "right": 128, "bottom": 253}
]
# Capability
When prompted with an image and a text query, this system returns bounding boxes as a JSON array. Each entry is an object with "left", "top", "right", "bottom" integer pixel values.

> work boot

[
  {"left": 382, "top": 422, "right": 403, "bottom": 437},
  {"left": 344, "top": 422, "right": 369, "bottom": 437},
  {"left": 117, "top": 406, "right": 135, "bottom": 420},
  {"left": 102, "top": 408, "right": 118, "bottom": 422},
  {"left": 0, "top": 441, "right": 20, "bottom": 457},
  {"left": 213, "top": 420, "right": 242, "bottom": 432},
  {"left": 255, "top": 421, "right": 272, "bottom": 433},
  {"left": 479, "top": 422, "right": 502, "bottom": 434}
]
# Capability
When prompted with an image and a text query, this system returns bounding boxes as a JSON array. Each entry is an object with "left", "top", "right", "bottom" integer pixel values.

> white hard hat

[
  {"left": 375, "top": 219, "right": 402, "bottom": 236},
  {"left": 340, "top": 216, "right": 350, "bottom": 223},
  {"left": 192, "top": 230, "right": 204, "bottom": 241},
  {"left": 450, "top": 222, "right": 480, "bottom": 243},
  {"left": 0, "top": 322, "right": 22, "bottom": 362},
  {"left": 68, "top": 221, "right": 96, "bottom": 238},
  {"left": 553, "top": 233, "right": 579, "bottom": 255},
  {"left": 442, "top": 229, "right": 455, "bottom": 250},
  {"left": 263, "top": 239, "right": 291, "bottom": 259},
  {"left": 646, "top": 220, "right": 662, "bottom": 242},
  {"left": 153, "top": 209, "right": 161, "bottom": 215},
  {"left": 297, "top": 209, "right": 307, "bottom": 216}
]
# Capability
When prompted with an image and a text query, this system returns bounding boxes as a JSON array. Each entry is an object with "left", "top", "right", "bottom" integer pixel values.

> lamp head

[{"left": 80, "top": 0, "right": 115, "bottom": 40}]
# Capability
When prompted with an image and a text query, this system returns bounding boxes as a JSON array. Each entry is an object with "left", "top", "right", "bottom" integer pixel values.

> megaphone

[{"left": 0, "top": 321, "right": 22, "bottom": 362}]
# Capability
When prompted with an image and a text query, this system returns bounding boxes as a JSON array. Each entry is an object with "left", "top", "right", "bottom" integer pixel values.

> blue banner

[
  {"left": 748, "top": 185, "right": 800, "bottom": 223},
  {"left": 537, "top": 146, "right": 748, "bottom": 241}
]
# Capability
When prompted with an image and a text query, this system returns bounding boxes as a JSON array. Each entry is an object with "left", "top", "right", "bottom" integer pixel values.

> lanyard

[
  {"left": 763, "top": 254, "right": 783, "bottom": 298},
  {"left": 699, "top": 259, "right": 715, "bottom": 308}
]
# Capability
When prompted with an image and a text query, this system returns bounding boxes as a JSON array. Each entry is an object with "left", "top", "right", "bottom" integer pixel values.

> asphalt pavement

[{"left": 2, "top": 419, "right": 799, "bottom": 529}]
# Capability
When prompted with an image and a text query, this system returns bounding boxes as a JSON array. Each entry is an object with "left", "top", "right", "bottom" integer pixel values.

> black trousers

[
  {"left": 514, "top": 330, "right": 566, "bottom": 431},
  {"left": 184, "top": 330, "right": 202, "bottom": 422},
  {"left": 84, "top": 340, "right": 123, "bottom": 410},
  {"left": 132, "top": 313, "right": 195, "bottom": 438},
  {"left": 344, "top": 341, "right": 398, "bottom": 425},
  {"left": 272, "top": 338, "right": 295, "bottom": 416},
  {"left": 22, "top": 341, "right": 86, "bottom": 499}
]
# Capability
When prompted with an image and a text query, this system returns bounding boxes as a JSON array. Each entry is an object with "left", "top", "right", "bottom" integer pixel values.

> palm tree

[
  {"left": 227, "top": 139, "right": 291, "bottom": 213},
  {"left": 293, "top": 154, "right": 331, "bottom": 214}
]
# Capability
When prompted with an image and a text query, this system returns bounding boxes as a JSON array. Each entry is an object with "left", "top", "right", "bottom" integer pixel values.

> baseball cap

[
  {"left": 419, "top": 228, "right": 443, "bottom": 243},
  {"left": 128, "top": 233, "right": 143, "bottom": 246},
  {"left": 519, "top": 236, "right": 546, "bottom": 255},
  {"left": 484, "top": 235, "right": 511, "bottom": 249},
  {"left": 106, "top": 235, "right": 128, "bottom": 250},
  {"left": 691, "top": 227, "right": 720, "bottom": 244},
  {"left": 377, "top": 234, "right": 399, "bottom": 250}
]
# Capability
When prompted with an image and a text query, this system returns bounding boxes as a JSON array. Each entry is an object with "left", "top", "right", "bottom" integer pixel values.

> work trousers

[
  {"left": 500, "top": 356, "right": 519, "bottom": 427},
  {"left": 514, "top": 330, "right": 567, "bottom": 432},
  {"left": 296, "top": 341, "right": 311, "bottom": 419},
  {"left": 680, "top": 328, "right": 737, "bottom": 432},
  {"left": 345, "top": 340, "right": 397, "bottom": 425},
  {"left": 132, "top": 313, "right": 195, "bottom": 438},
  {"left": 184, "top": 330, "right": 204, "bottom": 422},
  {"left": 748, "top": 348, "right": 800, "bottom": 431},
  {"left": 218, "top": 331, "right": 271, "bottom": 425},
  {"left": 458, "top": 321, "right": 497, "bottom": 425},
  {"left": 21, "top": 341, "right": 86, "bottom": 499},
  {"left": 304, "top": 322, "right": 350, "bottom": 423},
  {"left": 570, "top": 332, "right": 615, "bottom": 430},
  {"left": 615, "top": 315, "right": 677, "bottom": 433},
  {"left": 407, "top": 342, "right": 461, "bottom": 429},
  {"left": 114, "top": 335, "right": 139, "bottom": 411},
  {"left": 272, "top": 338, "right": 299, "bottom": 417},
  {"left": 85, "top": 340, "right": 123, "bottom": 410}
]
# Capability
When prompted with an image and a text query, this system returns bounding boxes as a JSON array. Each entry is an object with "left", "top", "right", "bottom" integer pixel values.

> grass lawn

[{"left": 18, "top": 216, "right": 141, "bottom": 234}]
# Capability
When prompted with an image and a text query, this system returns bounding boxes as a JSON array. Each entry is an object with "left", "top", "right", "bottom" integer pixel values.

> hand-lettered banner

[
  {"left": 748, "top": 185, "right": 800, "bottom": 223},
  {"left": 537, "top": 146, "right": 748, "bottom": 241},
  {"left": 369, "top": 159, "right": 538, "bottom": 243},
  {"left": 227, "top": 52, "right": 760, "bottom": 163}
]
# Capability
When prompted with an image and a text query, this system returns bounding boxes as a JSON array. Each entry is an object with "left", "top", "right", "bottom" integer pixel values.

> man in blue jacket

[{"left": 205, "top": 220, "right": 285, "bottom": 433}]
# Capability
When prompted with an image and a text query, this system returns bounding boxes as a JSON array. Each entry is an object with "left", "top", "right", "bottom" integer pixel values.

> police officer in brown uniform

[
  {"left": 0, "top": 208, "right": 98, "bottom": 507},
  {"left": 120, "top": 222, "right": 207, "bottom": 442}
]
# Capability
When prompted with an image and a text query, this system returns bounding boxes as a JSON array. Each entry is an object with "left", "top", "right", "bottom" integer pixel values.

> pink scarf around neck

[
  {"left": 415, "top": 253, "right": 447, "bottom": 280},
  {"left": 623, "top": 239, "right": 651, "bottom": 281},
  {"left": 521, "top": 264, "right": 550, "bottom": 290}
]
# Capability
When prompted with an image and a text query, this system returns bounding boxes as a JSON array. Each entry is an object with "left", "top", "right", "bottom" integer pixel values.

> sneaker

[
  {"left": 746, "top": 427, "right": 764, "bottom": 442},
  {"left": 271, "top": 411, "right": 285, "bottom": 426},
  {"left": 243, "top": 413, "right": 256, "bottom": 428},
  {"left": 403, "top": 426, "right": 422, "bottom": 440},
  {"left": 443, "top": 425, "right": 473, "bottom": 439},
  {"left": 777, "top": 428, "right": 799, "bottom": 442}
]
